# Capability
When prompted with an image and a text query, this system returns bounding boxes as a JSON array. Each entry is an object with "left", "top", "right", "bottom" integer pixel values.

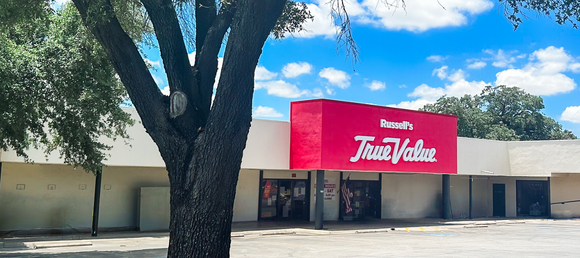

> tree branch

[
  {"left": 141, "top": 0, "right": 206, "bottom": 135},
  {"left": 195, "top": 2, "right": 236, "bottom": 112},
  {"left": 195, "top": 0, "right": 217, "bottom": 61},
  {"left": 71, "top": 0, "right": 172, "bottom": 148},
  {"left": 188, "top": 0, "right": 288, "bottom": 204}
]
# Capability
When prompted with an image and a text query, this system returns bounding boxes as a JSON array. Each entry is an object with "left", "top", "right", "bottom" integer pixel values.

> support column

[
  {"left": 0, "top": 162, "right": 3, "bottom": 193},
  {"left": 315, "top": 170, "right": 325, "bottom": 230},
  {"left": 469, "top": 175, "right": 473, "bottom": 219},
  {"left": 547, "top": 177, "right": 552, "bottom": 218},
  {"left": 442, "top": 174, "right": 451, "bottom": 220},
  {"left": 257, "top": 170, "right": 264, "bottom": 221},
  {"left": 91, "top": 167, "right": 103, "bottom": 237}
]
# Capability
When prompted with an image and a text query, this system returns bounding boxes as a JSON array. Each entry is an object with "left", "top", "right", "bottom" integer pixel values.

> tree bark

[
  {"left": 73, "top": 0, "right": 287, "bottom": 256},
  {"left": 166, "top": 0, "right": 287, "bottom": 256}
]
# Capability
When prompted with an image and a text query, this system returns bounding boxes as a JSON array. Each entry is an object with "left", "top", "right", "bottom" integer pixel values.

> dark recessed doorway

[
  {"left": 493, "top": 184, "right": 506, "bottom": 217},
  {"left": 340, "top": 180, "right": 381, "bottom": 221},
  {"left": 259, "top": 179, "right": 309, "bottom": 221},
  {"left": 517, "top": 180, "right": 549, "bottom": 217}
]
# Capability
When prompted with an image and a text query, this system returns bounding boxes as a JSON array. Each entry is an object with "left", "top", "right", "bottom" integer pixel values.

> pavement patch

[
  {"left": 424, "top": 233, "right": 454, "bottom": 237},
  {"left": 259, "top": 231, "right": 296, "bottom": 236},
  {"left": 355, "top": 229, "right": 390, "bottom": 234}
]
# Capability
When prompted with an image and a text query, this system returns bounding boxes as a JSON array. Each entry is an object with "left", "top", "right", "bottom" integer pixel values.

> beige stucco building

[{"left": 2, "top": 103, "right": 580, "bottom": 234}]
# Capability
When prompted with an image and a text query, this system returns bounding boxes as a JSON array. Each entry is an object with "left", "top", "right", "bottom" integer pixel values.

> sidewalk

[{"left": 0, "top": 218, "right": 551, "bottom": 253}]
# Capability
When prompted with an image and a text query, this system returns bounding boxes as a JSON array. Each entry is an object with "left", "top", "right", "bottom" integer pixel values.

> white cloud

[
  {"left": 467, "top": 61, "right": 486, "bottom": 69},
  {"left": 326, "top": 87, "right": 335, "bottom": 95},
  {"left": 312, "top": 88, "right": 324, "bottom": 97},
  {"left": 392, "top": 67, "right": 489, "bottom": 110},
  {"left": 448, "top": 69, "right": 467, "bottom": 82},
  {"left": 570, "top": 63, "right": 580, "bottom": 73},
  {"left": 561, "top": 106, "right": 580, "bottom": 123},
  {"left": 427, "top": 55, "right": 447, "bottom": 62},
  {"left": 444, "top": 79, "right": 488, "bottom": 97},
  {"left": 160, "top": 86, "right": 170, "bottom": 96},
  {"left": 388, "top": 98, "right": 434, "bottom": 111},
  {"left": 255, "top": 80, "right": 323, "bottom": 98},
  {"left": 432, "top": 66, "right": 448, "bottom": 80},
  {"left": 291, "top": 1, "right": 337, "bottom": 38},
  {"left": 282, "top": 62, "right": 313, "bottom": 78},
  {"left": 253, "top": 106, "right": 283, "bottom": 118},
  {"left": 360, "top": 0, "right": 493, "bottom": 32},
  {"left": 408, "top": 84, "right": 445, "bottom": 100},
  {"left": 152, "top": 74, "right": 164, "bottom": 86},
  {"left": 391, "top": 79, "right": 488, "bottom": 110},
  {"left": 495, "top": 46, "right": 579, "bottom": 96},
  {"left": 295, "top": 0, "right": 492, "bottom": 39},
  {"left": 484, "top": 49, "right": 526, "bottom": 68},
  {"left": 319, "top": 67, "right": 351, "bottom": 89},
  {"left": 366, "top": 80, "right": 386, "bottom": 91},
  {"left": 255, "top": 66, "right": 278, "bottom": 81}
]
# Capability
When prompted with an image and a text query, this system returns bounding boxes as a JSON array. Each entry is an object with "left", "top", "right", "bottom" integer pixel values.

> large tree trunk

[
  {"left": 72, "top": 0, "right": 287, "bottom": 256},
  {"left": 166, "top": 1, "right": 286, "bottom": 256}
]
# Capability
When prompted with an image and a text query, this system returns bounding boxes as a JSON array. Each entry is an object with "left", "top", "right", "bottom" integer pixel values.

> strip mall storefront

[{"left": 1, "top": 99, "right": 580, "bottom": 233}]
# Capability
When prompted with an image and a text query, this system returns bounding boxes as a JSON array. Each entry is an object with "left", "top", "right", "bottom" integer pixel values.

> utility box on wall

[{"left": 139, "top": 187, "right": 170, "bottom": 231}]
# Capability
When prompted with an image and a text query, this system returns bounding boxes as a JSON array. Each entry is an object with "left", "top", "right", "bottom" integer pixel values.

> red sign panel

[{"left": 290, "top": 99, "right": 457, "bottom": 174}]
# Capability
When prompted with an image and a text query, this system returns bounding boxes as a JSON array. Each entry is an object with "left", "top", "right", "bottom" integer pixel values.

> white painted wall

[
  {"left": 241, "top": 120, "right": 290, "bottom": 170},
  {"left": 0, "top": 108, "right": 291, "bottom": 171},
  {"left": 457, "top": 137, "right": 511, "bottom": 176},
  {"left": 0, "top": 163, "right": 95, "bottom": 231},
  {"left": 551, "top": 174, "right": 580, "bottom": 219},
  {"left": 450, "top": 175, "right": 469, "bottom": 219},
  {"left": 0, "top": 108, "right": 165, "bottom": 167},
  {"left": 0, "top": 163, "right": 169, "bottom": 232},
  {"left": 310, "top": 171, "right": 340, "bottom": 221},
  {"left": 508, "top": 140, "right": 580, "bottom": 176},
  {"left": 263, "top": 170, "right": 307, "bottom": 179},
  {"left": 382, "top": 173, "right": 441, "bottom": 218},
  {"left": 232, "top": 170, "right": 260, "bottom": 222},
  {"left": 99, "top": 166, "right": 170, "bottom": 228}
]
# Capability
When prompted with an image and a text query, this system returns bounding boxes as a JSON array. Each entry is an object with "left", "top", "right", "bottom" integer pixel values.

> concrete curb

[{"left": 28, "top": 240, "right": 93, "bottom": 249}]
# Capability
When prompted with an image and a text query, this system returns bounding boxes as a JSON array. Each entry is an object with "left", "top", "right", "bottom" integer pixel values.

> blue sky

[{"left": 140, "top": 0, "right": 580, "bottom": 135}]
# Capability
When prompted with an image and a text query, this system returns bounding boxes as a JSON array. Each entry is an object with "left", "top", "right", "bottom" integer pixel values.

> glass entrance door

[
  {"left": 260, "top": 179, "right": 278, "bottom": 220},
  {"left": 260, "top": 179, "right": 308, "bottom": 221}
]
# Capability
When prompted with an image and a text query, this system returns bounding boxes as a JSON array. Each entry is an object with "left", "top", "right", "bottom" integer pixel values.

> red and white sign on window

[{"left": 290, "top": 99, "right": 457, "bottom": 174}]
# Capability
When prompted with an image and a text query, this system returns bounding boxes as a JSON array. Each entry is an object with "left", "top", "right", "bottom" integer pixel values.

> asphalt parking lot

[
  {"left": 232, "top": 220, "right": 580, "bottom": 258},
  {"left": 3, "top": 219, "right": 580, "bottom": 257}
]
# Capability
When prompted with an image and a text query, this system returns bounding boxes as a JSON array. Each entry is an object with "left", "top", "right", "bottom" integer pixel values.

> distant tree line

[{"left": 420, "top": 86, "right": 577, "bottom": 141}]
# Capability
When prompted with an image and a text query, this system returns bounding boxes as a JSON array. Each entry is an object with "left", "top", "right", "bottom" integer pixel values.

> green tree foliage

[
  {"left": 0, "top": 4, "right": 133, "bottom": 173},
  {"left": 421, "top": 86, "right": 577, "bottom": 141},
  {"left": 500, "top": 0, "right": 580, "bottom": 29}
]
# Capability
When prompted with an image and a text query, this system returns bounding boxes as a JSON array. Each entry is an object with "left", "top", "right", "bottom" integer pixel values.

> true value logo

[{"left": 349, "top": 119, "right": 437, "bottom": 164}]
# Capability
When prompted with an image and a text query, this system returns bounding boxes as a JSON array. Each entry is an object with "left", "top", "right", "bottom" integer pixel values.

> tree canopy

[
  {"left": 420, "top": 85, "right": 577, "bottom": 141},
  {"left": 0, "top": 3, "right": 133, "bottom": 173}
]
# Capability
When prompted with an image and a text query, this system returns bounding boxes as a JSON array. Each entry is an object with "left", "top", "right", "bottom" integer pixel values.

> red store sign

[{"left": 290, "top": 99, "right": 457, "bottom": 174}]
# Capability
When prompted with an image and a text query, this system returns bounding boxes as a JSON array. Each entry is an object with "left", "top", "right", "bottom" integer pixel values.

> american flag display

[{"left": 341, "top": 176, "right": 353, "bottom": 214}]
